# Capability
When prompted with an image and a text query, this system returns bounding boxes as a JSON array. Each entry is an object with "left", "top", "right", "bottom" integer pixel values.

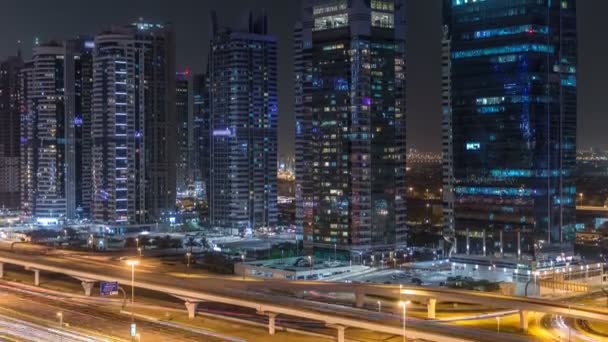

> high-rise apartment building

[
  {"left": 208, "top": 12, "right": 278, "bottom": 232},
  {"left": 443, "top": 0, "right": 577, "bottom": 258},
  {"left": 192, "top": 73, "right": 210, "bottom": 203},
  {"left": 91, "top": 22, "right": 176, "bottom": 224},
  {"left": 295, "top": 0, "right": 407, "bottom": 257},
  {"left": 176, "top": 70, "right": 192, "bottom": 197},
  {"left": 21, "top": 40, "right": 94, "bottom": 223},
  {"left": 441, "top": 25, "right": 455, "bottom": 255},
  {"left": 65, "top": 38, "right": 95, "bottom": 220},
  {"left": 0, "top": 54, "right": 23, "bottom": 210}
]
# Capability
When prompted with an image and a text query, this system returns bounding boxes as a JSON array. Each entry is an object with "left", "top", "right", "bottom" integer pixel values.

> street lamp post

[
  {"left": 126, "top": 260, "right": 139, "bottom": 305},
  {"left": 56, "top": 312, "right": 63, "bottom": 328},
  {"left": 307, "top": 255, "right": 313, "bottom": 279},
  {"left": 334, "top": 243, "right": 337, "bottom": 261},
  {"left": 241, "top": 254, "right": 245, "bottom": 280},
  {"left": 579, "top": 193, "right": 584, "bottom": 206},
  {"left": 135, "top": 238, "right": 139, "bottom": 250},
  {"left": 496, "top": 316, "right": 500, "bottom": 334},
  {"left": 399, "top": 300, "right": 410, "bottom": 342},
  {"left": 186, "top": 252, "right": 191, "bottom": 269},
  {"left": 377, "top": 300, "right": 382, "bottom": 313}
]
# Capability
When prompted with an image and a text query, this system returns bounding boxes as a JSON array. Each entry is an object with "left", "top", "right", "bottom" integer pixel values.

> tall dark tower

[
  {"left": 0, "top": 54, "right": 23, "bottom": 210},
  {"left": 443, "top": 0, "right": 578, "bottom": 260},
  {"left": 208, "top": 12, "right": 278, "bottom": 232},
  {"left": 295, "top": 0, "right": 408, "bottom": 259}
]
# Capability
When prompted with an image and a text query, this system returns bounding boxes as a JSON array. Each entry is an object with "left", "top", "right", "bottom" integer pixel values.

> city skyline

[
  {"left": 0, "top": 0, "right": 605, "bottom": 156},
  {"left": 0, "top": 2, "right": 608, "bottom": 342}
]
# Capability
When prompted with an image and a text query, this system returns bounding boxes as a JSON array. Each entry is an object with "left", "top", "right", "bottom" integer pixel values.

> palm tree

[{"left": 185, "top": 236, "right": 198, "bottom": 253}]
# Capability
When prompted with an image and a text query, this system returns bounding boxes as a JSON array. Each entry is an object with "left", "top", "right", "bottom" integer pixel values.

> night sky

[{"left": 0, "top": 0, "right": 605, "bottom": 156}]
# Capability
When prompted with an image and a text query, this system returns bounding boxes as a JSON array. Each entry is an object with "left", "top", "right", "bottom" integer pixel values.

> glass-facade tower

[
  {"left": 296, "top": 0, "right": 407, "bottom": 257},
  {"left": 444, "top": 0, "right": 577, "bottom": 259},
  {"left": 208, "top": 13, "right": 278, "bottom": 232}
]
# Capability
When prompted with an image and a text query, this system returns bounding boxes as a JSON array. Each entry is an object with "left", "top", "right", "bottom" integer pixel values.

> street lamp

[
  {"left": 496, "top": 316, "right": 500, "bottom": 334},
  {"left": 137, "top": 247, "right": 142, "bottom": 257},
  {"left": 241, "top": 254, "right": 245, "bottom": 280},
  {"left": 186, "top": 252, "right": 191, "bottom": 269},
  {"left": 334, "top": 243, "right": 337, "bottom": 261},
  {"left": 135, "top": 237, "right": 139, "bottom": 250},
  {"left": 126, "top": 259, "right": 139, "bottom": 305},
  {"left": 56, "top": 311, "right": 63, "bottom": 328},
  {"left": 579, "top": 193, "right": 584, "bottom": 206},
  {"left": 398, "top": 300, "right": 410, "bottom": 342},
  {"left": 307, "top": 255, "right": 313, "bottom": 279},
  {"left": 377, "top": 300, "right": 382, "bottom": 313}
]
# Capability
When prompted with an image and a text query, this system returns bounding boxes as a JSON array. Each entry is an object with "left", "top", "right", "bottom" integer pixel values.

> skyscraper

[
  {"left": 192, "top": 73, "right": 211, "bottom": 203},
  {"left": 295, "top": 0, "right": 408, "bottom": 258},
  {"left": 0, "top": 54, "right": 23, "bottom": 210},
  {"left": 65, "top": 38, "right": 95, "bottom": 220},
  {"left": 21, "top": 40, "right": 94, "bottom": 223},
  {"left": 91, "top": 22, "right": 176, "bottom": 224},
  {"left": 441, "top": 25, "right": 455, "bottom": 255},
  {"left": 208, "top": 12, "right": 278, "bottom": 232},
  {"left": 176, "top": 70, "right": 192, "bottom": 197},
  {"left": 443, "top": 0, "right": 577, "bottom": 258}
]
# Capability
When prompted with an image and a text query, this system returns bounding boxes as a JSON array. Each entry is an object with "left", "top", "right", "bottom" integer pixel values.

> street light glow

[{"left": 126, "top": 259, "right": 139, "bottom": 266}]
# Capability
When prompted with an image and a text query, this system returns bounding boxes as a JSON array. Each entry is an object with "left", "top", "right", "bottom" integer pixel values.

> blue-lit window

[
  {"left": 452, "top": 44, "right": 554, "bottom": 59},
  {"left": 470, "top": 25, "right": 549, "bottom": 39},
  {"left": 477, "top": 106, "right": 505, "bottom": 114},
  {"left": 466, "top": 142, "right": 480, "bottom": 150},
  {"left": 453, "top": 0, "right": 486, "bottom": 5}
]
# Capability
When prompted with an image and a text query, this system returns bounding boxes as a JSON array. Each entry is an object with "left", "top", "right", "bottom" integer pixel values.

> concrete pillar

[
  {"left": 0, "top": 263, "right": 3, "bottom": 278},
  {"left": 482, "top": 229, "right": 486, "bottom": 256},
  {"left": 33, "top": 269, "right": 39, "bottom": 286},
  {"left": 336, "top": 325, "right": 345, "bottom": 342},
  {"left": 328, "top": 325, "right": 346, "bottom": 342},
  {"left": 185, "top": 301, "right": 199, "bottom": 319},
  {"left": 427, "top": 298, "right": 437, "bottom": 319},
  {"left": 355, "top": 289, "right": 365, "bottom": 308},
  {"left": 519, "top": 310, "right": 529, "bottom": 332},
  {"left": 466, "top": 228, "right": 470, "bottom": 255},
  {"left": 268, "top": 313, "right": 277, "bottom": 335},
  {"left": 81, "top": 281, "right": 95, "bottom": 296}
]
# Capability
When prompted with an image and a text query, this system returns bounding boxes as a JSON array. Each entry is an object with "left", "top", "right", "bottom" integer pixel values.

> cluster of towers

[{"left": 0, "top": 0, "right": 578, "bottom": 260}]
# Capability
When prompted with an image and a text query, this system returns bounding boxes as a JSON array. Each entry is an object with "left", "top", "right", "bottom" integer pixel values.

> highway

[
  {"left": 0, "top": 311, "right": 112, "bottom": 342},
  {"left": 0, "top": 250, "right": 603, "bottom": 341}
]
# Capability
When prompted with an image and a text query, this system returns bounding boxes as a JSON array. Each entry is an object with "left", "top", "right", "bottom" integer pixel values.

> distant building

[
  {"left": 21, "top": 39, "right": 95, "bottom": 223},
  {"left": 443, "top": 0, "right": 578, "bottom": 258},
  {"left": 0, "top": 54, "right": 23, "bottom": 210},
  {"left": 441, "top": 25, "right": 455, "bottom": 255},
  {"left": 91, "top": 22, "right": 176, "bottom": 224},
  {"left": 295, "top": 0, "right": 408, "bottom": 258},
  {"left": 208, "top": 12, "right": 278, "bottom": 232},
  {"left": 176, "top": 70, "right": 192, "bottom": 197},
  {"left": 192, "top": 73, "right": 211, "bottom": 203},
  {"left": 65, "top": 38, "right": 95, "bottom": 220}
]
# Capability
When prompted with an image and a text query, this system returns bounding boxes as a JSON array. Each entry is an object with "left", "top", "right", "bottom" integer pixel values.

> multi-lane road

[{"left": 0, "top": 249, "right": 606, "bottom": 341}]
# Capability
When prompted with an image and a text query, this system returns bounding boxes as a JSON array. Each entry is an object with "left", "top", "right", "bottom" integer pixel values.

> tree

[
  {"left": 157, "top": 235, "right": 172, "bottom": 249},
  {"left": 185, "top": 236, "right": 199, "bottom": 253}
]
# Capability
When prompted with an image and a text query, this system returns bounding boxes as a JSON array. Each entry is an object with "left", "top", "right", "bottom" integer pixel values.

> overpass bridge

[{"left": 0, "top": 251, "right": 605, "bottom": 341}]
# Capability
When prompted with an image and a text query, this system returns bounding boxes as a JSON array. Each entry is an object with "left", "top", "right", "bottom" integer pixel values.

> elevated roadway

[{"left": 0, "top": 251, "right": 604, "bottom": 341}]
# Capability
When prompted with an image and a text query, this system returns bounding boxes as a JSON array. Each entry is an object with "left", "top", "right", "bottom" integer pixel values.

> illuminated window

[
  {"left": 314, "top": 14, "right": 348, "bottom": 31},
  {"left": 371, "top": 12, "right": 394, "bottom": 28},
  {"left": 371, "top": 0, "right": 394, "bottom": 12},
  {"left": 466, "top": 142, "right": 480, "bottom": 150}
]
